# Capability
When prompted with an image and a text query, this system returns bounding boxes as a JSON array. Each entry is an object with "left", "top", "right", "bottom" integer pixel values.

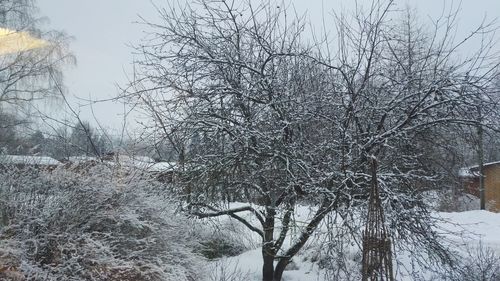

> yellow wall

[{"left": 484, "top": 166, "right": 500, "bottom": 212}]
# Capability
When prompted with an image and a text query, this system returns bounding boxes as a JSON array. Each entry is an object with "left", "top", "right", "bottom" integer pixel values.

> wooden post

[{"left": 477, "top": 107, "right": 486, "bottom": 210}]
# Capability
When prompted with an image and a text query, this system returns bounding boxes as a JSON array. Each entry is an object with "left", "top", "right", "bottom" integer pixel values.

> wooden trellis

[{"left": 362, "top": 159, "right": 394, "bottom": 281}]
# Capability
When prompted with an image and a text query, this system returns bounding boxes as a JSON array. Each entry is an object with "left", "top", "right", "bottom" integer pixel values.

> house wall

[
  {"left": 461, "top": 165, "right": 500, "bottom": 212},
  {"left": 485, "top": 166, "right": 500, "bottom": 212},
  {"left": 463, "top": 177, "right": 479, "bottom": 197}
]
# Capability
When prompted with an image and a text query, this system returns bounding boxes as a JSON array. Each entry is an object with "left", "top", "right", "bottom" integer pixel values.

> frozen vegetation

[
  {"left": 0, "top": 166, "right": 204, "bottom": 280},
  {"left": 1, "top": 0, "right": 500, "bottom": 280},
  {"left": 0, "top": 165, "right": 498, "bottom": 280}
]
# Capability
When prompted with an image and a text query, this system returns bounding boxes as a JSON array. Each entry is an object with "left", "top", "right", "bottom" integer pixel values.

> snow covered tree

[
  {"left": 0, "top": 0, "right": 73, "bottom": 110},
  {"left": 128, "top": 2, "right": 340, "bottom": 279},
  {"left": 315, "top": 2, "right": 500, "bottom": 275},
  {"left": 0, "top": 0, "right": 73, "bottom": 159},
  {"left": 127, "top": 1, "right": 500, "bottom": 280}
]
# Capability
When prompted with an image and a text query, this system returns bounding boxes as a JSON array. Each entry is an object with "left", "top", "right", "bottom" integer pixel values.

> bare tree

[
  {"left": 127, "top": 1, "right": 500, "bottom": 280},
  {"left": 317, "top": 1, "right": 500, "bottom": 276},
  {"left": 127, "top": 2, "right": 335, "bottom": 280},
  {"left": 0, "top": 0, "right": 73, "bottom": 111}
]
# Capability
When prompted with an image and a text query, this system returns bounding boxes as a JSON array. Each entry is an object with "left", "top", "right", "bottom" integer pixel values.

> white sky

[{"left": 36, "top": 0, "right": 500, "bottom": 132}]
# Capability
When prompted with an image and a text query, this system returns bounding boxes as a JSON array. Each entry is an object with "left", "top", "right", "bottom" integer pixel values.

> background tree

[
  {"left": 0, "top": 111, "right": 23, "bottom": 153},
  {"left": 317, "top": 2, "right": 500, "bottom": 273},
  {"left": 68, "top": 120, "right": 109, "bottom": 157},
  {"left": 43, "top": 124, "right": 73, "bottom": 159},
  {"left": 25, "top": 130, "right": 45, "bottom": 154},
  {"left": 0, "top": 0, "right": 72, "bottom": 108},
  {"left": 0, "top": 0, "right": 73, "bottom": 155}
]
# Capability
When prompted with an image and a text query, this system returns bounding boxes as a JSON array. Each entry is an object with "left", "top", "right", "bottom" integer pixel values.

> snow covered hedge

[{"left": 0, "top": 165, "right": 204, "bottom": 280}]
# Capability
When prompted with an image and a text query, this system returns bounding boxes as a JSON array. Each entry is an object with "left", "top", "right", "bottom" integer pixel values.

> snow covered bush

[
  {"left": 437, "top": 242, "right": 500, "bottom": 281},
  {"left": 198, "top": 236, "right": 247, "bottom": 260},
  {"left": 192, "top": 217, "right": 253, "bottom": 260},
  {"left": 207, "top": 259, "right": 251, "bottom": 281},
  {"left": 0, "top": 165, "right": 204, "bottom": 280}
]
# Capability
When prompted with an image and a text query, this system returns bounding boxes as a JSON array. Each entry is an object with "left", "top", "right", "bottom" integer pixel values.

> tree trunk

[
  {"left": 262, "top": 207, "right": 276, "bottom": 281},
  {"left": 262, "top": 250, "right": 274, "bottom": 281},
  {"left": 273, "top": 258, "right": 290, "bottom": 281}
]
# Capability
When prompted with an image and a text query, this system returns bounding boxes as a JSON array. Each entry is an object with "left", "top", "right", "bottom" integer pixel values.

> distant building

[
  {"left": 64, "top": 153, "right": 177, "bottom": 182},
  {"left": 459, "top": 161, "right": 500, "bottom": 212},
  {"left": 0, "top": 155, "right": 61, "bottom": 171}
]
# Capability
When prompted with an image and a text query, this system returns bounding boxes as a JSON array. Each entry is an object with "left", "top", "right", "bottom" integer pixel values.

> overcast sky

[{"left": 36, "top": 0, "right": 500, "bottom": 132}]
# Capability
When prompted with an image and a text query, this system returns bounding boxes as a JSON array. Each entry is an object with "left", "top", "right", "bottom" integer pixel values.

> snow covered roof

[
  {"left": 132, "top": 156, "right": 155, "bottom": 163},
  {"left": 0, "top": 155, "right": 61, "bottom": 166},
  {"left": 68, "top": 156, "right": 98, "bottom": 162},
  {"left": 123, "top": 160, "right": 177, "bottom": 172},
  {"left": 458, "top": 167, "right": 481, "bottom": 178},
  {"left": 458, "top": 161, "right": 500, "bottom": 178},
  {"left": 65, "top": 152, "right": 177, "bottom": 173},
  {"left": 467, "top": 161, "right": 500, "bottom": 170},
  {"left": 147, "top": 162, "right": 177, "bottom": 172}
]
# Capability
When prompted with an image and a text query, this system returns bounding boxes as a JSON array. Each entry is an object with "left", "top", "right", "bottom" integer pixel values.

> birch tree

[{"left": 0, "top": 0, "right": 73, "bottom": 110}]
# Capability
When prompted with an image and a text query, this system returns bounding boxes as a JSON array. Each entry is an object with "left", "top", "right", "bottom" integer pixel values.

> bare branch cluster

[{"left": 125, "top": 1, "right": 500, "bottom": 280}]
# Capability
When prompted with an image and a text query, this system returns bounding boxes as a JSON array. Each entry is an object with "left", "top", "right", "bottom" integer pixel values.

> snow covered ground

[
  {"left": 438, "top": 210, "right": 500, "bottom": 253},
  {"left": 208, "top": 249, "right": 325, "bottom": 281},
  {"left": 205, "top": 205, "right": 500, "bottom": 281}
]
